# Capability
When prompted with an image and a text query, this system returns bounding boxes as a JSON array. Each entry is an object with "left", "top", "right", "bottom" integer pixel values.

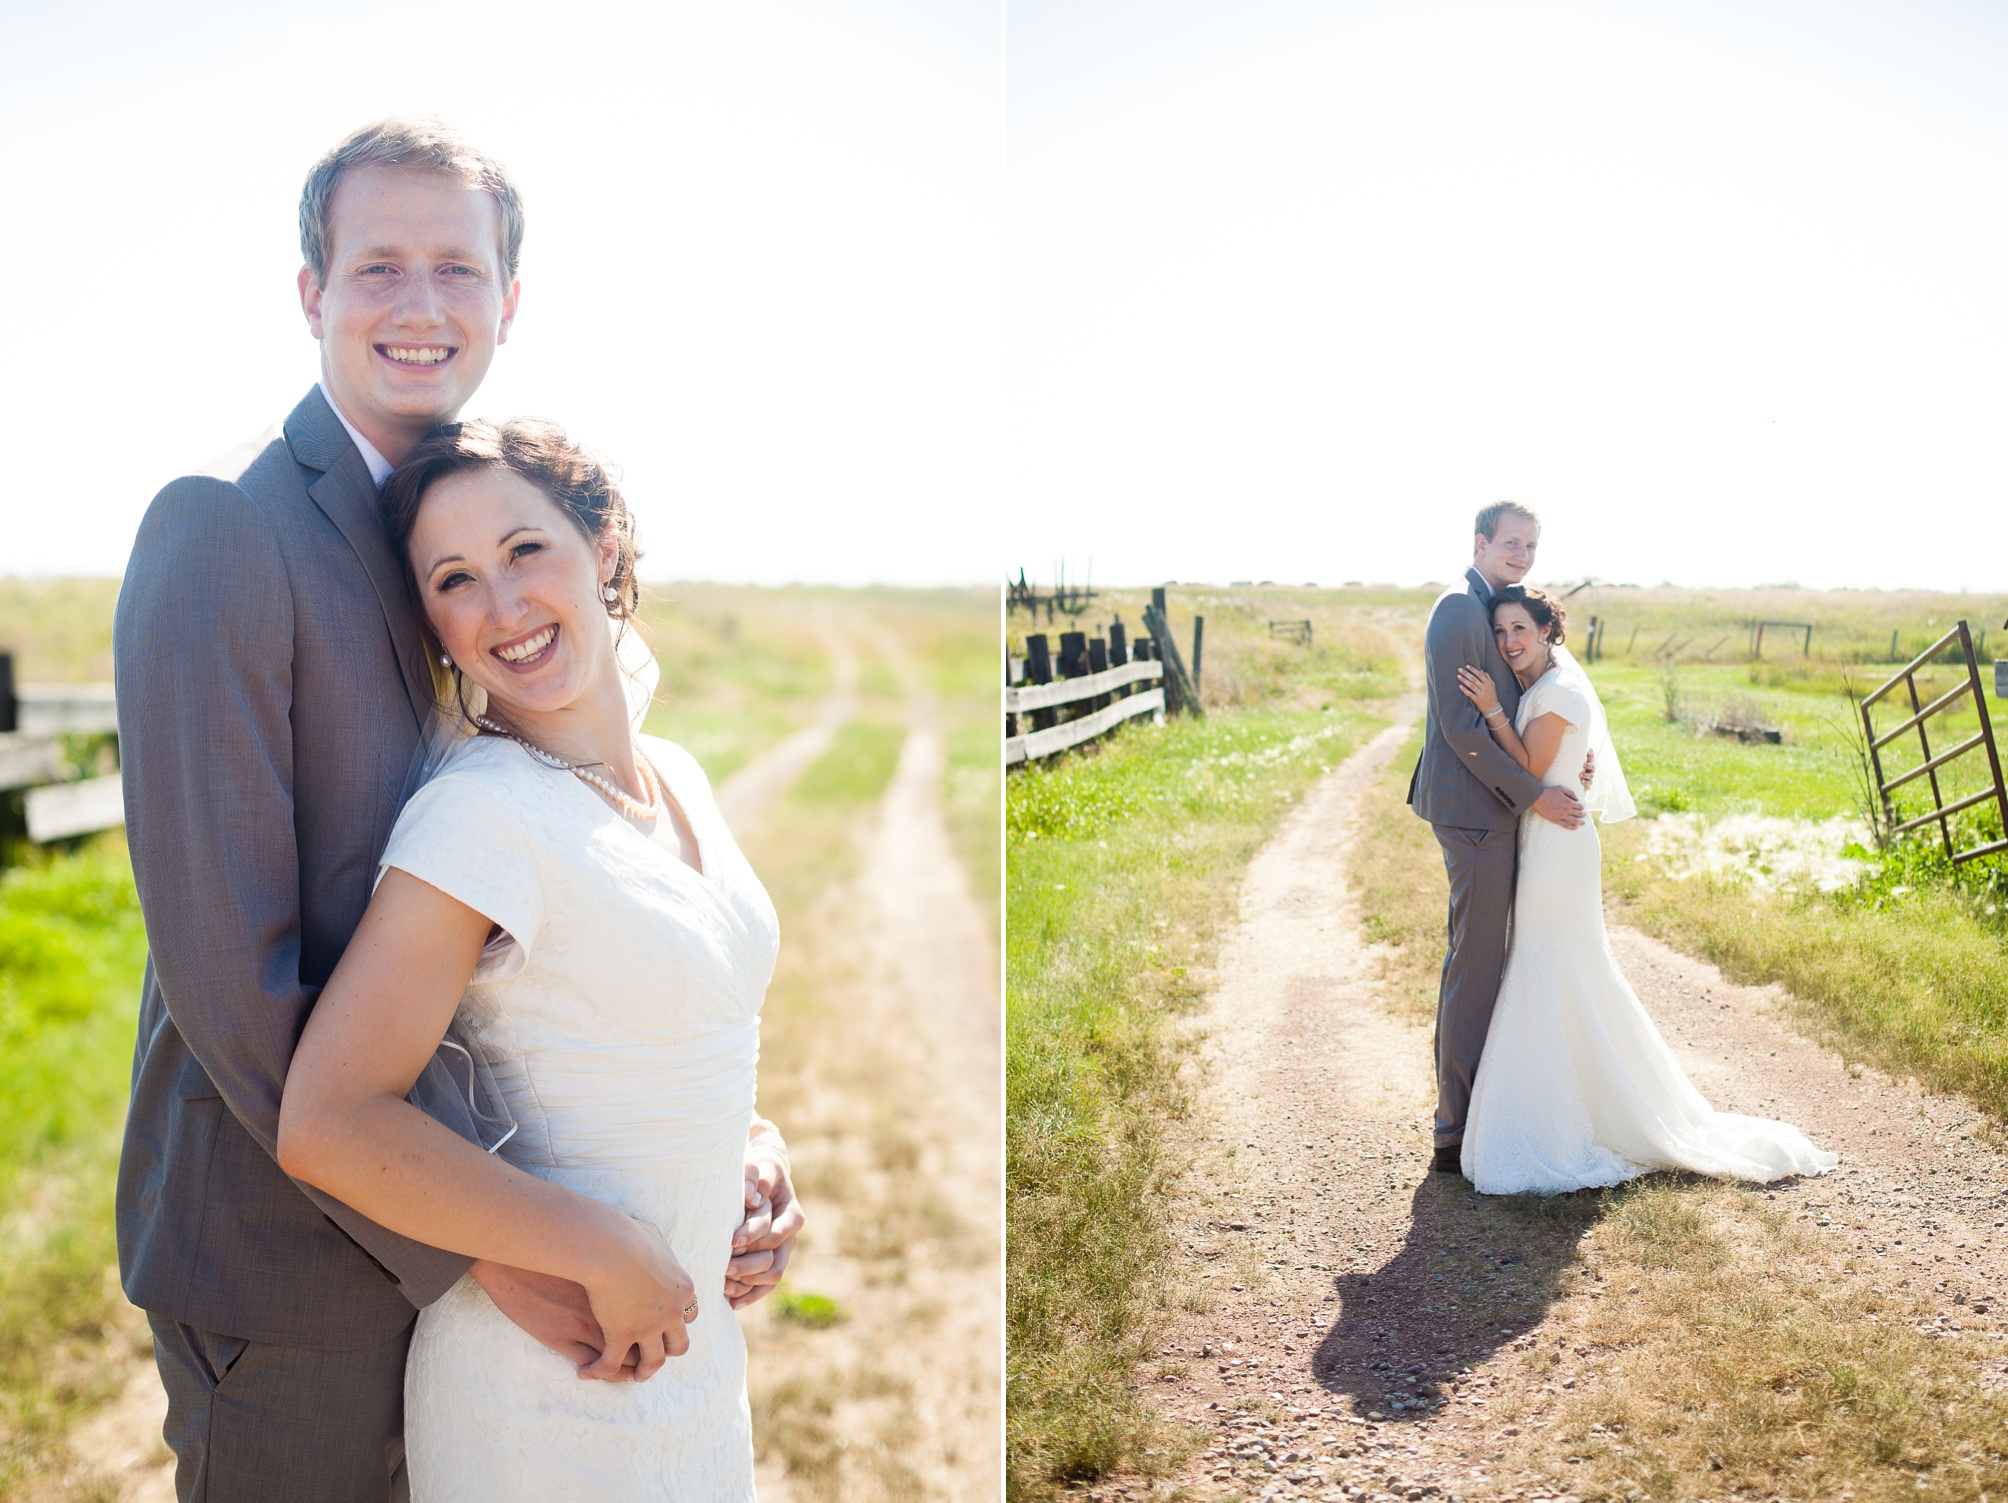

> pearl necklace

[{"left": 474, "top": 715, "right": 661, "bottom": 821}]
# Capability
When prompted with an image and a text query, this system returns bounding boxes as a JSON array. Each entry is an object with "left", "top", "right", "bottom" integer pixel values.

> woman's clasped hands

[{"left": 575, "top": 1205, "right": 700, "bottom": 1383}]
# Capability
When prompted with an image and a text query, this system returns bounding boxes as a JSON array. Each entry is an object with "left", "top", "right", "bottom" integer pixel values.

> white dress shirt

[{"left": 317, "top": 381, "right": 394, "bottom": 490}]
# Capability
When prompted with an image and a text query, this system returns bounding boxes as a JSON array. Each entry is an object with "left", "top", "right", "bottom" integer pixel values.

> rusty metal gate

[{"left": 1860, "top": 621, "right": 2008, "bottom": 863}]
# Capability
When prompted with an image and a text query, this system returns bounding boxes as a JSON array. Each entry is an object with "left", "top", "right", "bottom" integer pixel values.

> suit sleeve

[
  {"left": 1423, "top": 596, "right": 1547, "bottom": 813},
  {"left": 116, "top": 476, "right": 472, "bottom": 1305}
]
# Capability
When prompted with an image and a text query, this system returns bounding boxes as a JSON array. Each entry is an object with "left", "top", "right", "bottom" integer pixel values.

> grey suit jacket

[
  {"left": 115, "top": 387, "right": 481, "bottom": 1350},
  {"left": 1407, "top": 567, "right": 1547, "bottom": 830}
]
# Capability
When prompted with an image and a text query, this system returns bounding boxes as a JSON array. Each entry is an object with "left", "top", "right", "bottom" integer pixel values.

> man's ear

[
  {"left": 495, "top": 279, "right": 522, "bottom": 347},
  {"left": 299, "top": 266, "right": 325, "bottom": 339}
]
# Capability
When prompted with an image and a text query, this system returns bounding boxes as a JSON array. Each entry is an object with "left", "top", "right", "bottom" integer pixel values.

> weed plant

[{"left": 1007, "top": 705, "right": 1383, "bottom": 1496}]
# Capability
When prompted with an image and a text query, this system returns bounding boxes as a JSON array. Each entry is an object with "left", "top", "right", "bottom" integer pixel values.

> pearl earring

[{"left": 439, "top": 651, "right": 452, "bottom": 668}]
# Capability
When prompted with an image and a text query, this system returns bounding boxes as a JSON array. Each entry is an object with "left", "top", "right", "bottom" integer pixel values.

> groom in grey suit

[
  {"left": 1408, "top": 502, "right": 1585, "bottom": 1176},
  {"left": 115, "top": 120, "right": 799, "bottom": 1501}
]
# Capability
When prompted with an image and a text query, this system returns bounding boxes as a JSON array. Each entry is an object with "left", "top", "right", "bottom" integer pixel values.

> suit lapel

[{"left": 284, "top": 389, "right": 434, "bottom": 728}]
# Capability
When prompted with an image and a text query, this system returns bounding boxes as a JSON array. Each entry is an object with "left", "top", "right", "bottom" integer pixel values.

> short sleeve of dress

[
  {"left": 379, "top": 773, "right": 544, "bottom": 981},
  {"left": 1527, "top": 674, "right": 1591, "bottom": 729}
]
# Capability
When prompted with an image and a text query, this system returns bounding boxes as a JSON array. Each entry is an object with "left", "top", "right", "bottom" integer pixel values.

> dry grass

[
  {"left": 0, "top": 580, "right": 121, "bottom": 684},
  {"left": 1348, "top": 725, "right": 1443, "bottom": 1026},
  {"left": 1429, "top": 1176, "right": 2008, "bottom": 1502}
]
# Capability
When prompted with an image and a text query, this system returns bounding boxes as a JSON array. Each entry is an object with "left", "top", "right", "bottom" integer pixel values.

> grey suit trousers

[
  {"left": 150, "top": 1313, "right": 411, "bottom": 1503},
  {"left": 1431, "top": 824, "right": 1518, "bottom": 1149}
]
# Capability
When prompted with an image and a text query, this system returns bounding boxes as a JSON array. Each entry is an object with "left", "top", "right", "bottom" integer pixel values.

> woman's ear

[{"left": 597, "top": 528, "right": 620, "bottom": 586}]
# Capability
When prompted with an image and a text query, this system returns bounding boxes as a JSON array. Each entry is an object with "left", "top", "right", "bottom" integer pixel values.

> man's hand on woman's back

[{"left": 1532, "top": 786, "right": 1586, "bottom": 829}]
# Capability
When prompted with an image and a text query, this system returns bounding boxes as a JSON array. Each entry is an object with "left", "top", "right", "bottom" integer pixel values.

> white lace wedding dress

[
  {"left": 379, "top": 732, "right": 777, "bottom": 1501},
  {"left": 1461, "top": 656, "right": 1837, "bottom": 1196}
]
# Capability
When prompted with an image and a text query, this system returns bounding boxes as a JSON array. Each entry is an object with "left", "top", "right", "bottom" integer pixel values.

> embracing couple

[
  {"left": 1409, "top": 502, "right": 1837, "bottom": 1196},
  {"left": 114, "top": 120, "right": 798, "bottom": 1501}
]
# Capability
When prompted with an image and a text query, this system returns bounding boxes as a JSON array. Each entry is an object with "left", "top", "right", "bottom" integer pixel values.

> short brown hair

[
  {"left": 300, "top": 117, "right": 525, "bottom": 285},
  {"left": 382, "top": 418, "right": 642, "bottom": 621},
  {"left": 1492, "top": 584, "right": 1567, "bottom": 644},
  {"left": 1475, "top": 501, "right": 1541, "bottom": 541}
]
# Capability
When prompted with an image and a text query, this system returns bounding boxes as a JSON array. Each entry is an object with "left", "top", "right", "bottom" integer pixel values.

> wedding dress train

[{"left": 1461, "top": 655, "right": 1837, "bottom": 1196}]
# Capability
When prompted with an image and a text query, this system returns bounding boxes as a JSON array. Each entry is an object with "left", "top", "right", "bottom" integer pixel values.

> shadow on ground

[{"left": 1309, "top": 1176, "right": 1629, "bottom": 1421}]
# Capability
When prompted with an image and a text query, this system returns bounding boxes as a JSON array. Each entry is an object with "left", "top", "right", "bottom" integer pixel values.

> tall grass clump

[
  {"left": 1007, "top": 706, "right": 1382, "bottom": 1496},
  {"left": 0, "top": 841, "right": 149, "bottom": 1491}
]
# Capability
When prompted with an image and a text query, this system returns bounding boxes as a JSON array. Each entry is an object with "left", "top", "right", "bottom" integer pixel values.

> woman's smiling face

[
  {"left": 1492, "top": 601, "right": 1551, "bottom": 678},
  {"left": 408, "top": 465, "right": 618, "bottom": 721}
]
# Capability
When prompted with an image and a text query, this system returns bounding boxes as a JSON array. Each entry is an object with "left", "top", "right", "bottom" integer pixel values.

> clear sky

[
  {"left": 1, "top": 0, "right": 1000, "bottom": 586},
  {"left": 1007, "top": 0, "right": 2008, "bottom": 592}
]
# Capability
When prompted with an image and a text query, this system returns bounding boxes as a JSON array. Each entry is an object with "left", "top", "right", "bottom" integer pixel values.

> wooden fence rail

[
  {"left": 0, "top": 652, "right": 125, "bottom": 843},
  {"left": 1005, "top": 661, "right": 1165, "bottom": 765}
]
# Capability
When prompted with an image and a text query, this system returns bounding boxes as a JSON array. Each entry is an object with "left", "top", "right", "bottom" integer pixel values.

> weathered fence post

[
  {"left": 1145, "top": 588, "right": 1202, "bottom": 718},
  {"left": 1191, "top": 616, "right": 1204, "bottom": 699},
  {"left": 1026, "top": 634, "right": 1055, "bottom": 730},
  {"left": 1109, "top": 619, "right": 1129, "bottom": 666},
  {"left": 1058, "top": 630, "right": 1088, "bottom": 679},
  {"left": 0, "top": 652, "right": 14, "bottom": 734}
]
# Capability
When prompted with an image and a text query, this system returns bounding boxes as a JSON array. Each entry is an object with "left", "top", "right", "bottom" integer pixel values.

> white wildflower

[{"left": 1643, "top": 812, "right": 1877, "bottom": 897}]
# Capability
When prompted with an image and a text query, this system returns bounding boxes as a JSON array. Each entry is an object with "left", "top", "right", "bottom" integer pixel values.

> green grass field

[{"left": 0, "top": 840, "right": 150, "bottom": 1491}]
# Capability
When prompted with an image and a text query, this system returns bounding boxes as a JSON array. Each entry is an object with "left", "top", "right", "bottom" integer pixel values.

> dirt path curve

[
  {"left": 77, "top": 633, "right": 868, "bottom": 1503},
  {"left": 717, "top": 627, "right": 861, "bottom": 836},
  {"left": 1129, "top": 699, "right": 2008, "bottom": 1503}
]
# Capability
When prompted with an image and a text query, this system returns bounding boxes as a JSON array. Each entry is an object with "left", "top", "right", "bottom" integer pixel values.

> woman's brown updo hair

[
  {"left": 1491, "top": 584, "right": 1567, "bottom": 645},
  {"left": 381, "top": 417, "right": 642, "bottom": 622}
]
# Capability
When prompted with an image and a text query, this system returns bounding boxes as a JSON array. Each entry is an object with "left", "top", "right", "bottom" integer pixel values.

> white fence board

[
  {"left": 16, "top": 684, "right": 119, "bottom": 736},
  {"left": 0, "top": 734, "right": 65, "bottom": 792},
  {"left": 1005, "top": 660, "right": 1162, "bottom": 713},
  {"left": 1005, "top": 687, "right": 1164, "bottom": 766},
  {"left": 26, "top": 774, "right": 125, "bottom": 842}
]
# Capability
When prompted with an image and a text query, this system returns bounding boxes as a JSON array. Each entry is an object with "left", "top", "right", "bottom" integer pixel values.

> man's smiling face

[
  {"left": 299, "top": 165, "right": 519, "bottom": 463},
  {"left": 1473, "top": 512, "right": 1539, "bottom": 591}
]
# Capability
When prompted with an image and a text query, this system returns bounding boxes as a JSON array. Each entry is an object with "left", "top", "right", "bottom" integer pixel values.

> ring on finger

[{"left": 683, "top": 1300, "right": 699, "bottom": 1321}]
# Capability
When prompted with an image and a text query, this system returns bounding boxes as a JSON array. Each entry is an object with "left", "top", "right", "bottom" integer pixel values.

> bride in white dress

[
  {"left": 278, "top": 419, "right": 787, "bottom": 1499},
  {"left": 1454, "top": 585, "right": 1836, "bottom": 1197}
]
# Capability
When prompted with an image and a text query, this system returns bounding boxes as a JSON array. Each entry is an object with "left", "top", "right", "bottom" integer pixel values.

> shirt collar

[{"left": 317, "top": 381, "right": 395, "bottom": 490}]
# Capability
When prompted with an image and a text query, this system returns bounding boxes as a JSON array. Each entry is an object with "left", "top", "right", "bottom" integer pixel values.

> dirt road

[
  {"left": 747, "top": 680, "right": 1002, "bottom": 1501},
  {"left": 1127, "top": 702, "right": 2008, "bottom": 1503}
]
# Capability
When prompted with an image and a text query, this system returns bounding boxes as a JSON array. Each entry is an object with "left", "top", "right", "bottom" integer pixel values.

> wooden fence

[
  {"left": 0, "top": 652, "right": 124, "bottom": 842},
  {"left": 1005, "top": 589, "right": 1202, "bottom": 766}
]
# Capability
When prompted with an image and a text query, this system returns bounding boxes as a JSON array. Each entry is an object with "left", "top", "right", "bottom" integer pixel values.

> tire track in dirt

[
  {"left": 1113, "top": 700, "right": 2008, "bottom": 1503},
  {"left": 717, "top": 628, "right": 861, "bottom": 837}
]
